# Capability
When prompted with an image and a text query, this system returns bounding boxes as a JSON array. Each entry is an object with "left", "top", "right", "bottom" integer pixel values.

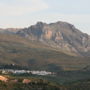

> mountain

[
  {"left": 0, "top": 21, "right": 90, "bottom": 86},
  {"left": 0, "top": 21, "right": 90, "bottom": 71},
  {"left": 17, "top": 21, "right": 90, "bottom": 56}
]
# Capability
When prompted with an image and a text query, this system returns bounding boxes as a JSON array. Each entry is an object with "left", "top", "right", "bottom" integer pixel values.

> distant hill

[{"left": 0, "top": 28, "right": 20, "bottom": 33}]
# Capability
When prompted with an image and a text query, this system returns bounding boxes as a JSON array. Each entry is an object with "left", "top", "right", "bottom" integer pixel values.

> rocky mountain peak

[
  {"left": 16, "top": 21, "right": 90, "bottom": 56},
  {"left": 36, "top": 21, "right": 47, "bottom": 26}
]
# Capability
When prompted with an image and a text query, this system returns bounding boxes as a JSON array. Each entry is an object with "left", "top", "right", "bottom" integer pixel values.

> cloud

[{"left": 0, "top": 0, "right": 48, "bottom": 16}]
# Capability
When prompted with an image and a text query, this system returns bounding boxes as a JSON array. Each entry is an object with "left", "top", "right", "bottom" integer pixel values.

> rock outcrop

[{"left": 17, "top": 21, "right": 90, "bottom": 56}]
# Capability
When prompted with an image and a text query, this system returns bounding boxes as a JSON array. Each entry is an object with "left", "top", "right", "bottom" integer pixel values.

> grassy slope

[{"left": 0, "top": 34, "right": 90, "bottom": 71}]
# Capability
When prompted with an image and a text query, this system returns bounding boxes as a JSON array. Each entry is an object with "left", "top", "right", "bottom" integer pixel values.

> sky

[{"left": 0, "top": 0, "right": 90, "bottom": 34}]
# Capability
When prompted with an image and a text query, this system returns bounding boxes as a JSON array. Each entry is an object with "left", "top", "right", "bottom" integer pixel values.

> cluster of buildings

[
  {"left": 0, "top": 69, "right": 54, "bottom": 76},
  {"left": 0, "top": 75, "right": 32, "bottom": 84}
]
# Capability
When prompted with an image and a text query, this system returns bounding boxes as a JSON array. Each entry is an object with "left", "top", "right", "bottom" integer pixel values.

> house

[
  {"left": 22, "top": 79, "right": 31, "bottom": 84},
  {"left": 0, "top": 76, "right": 8, "bottom": 82}
]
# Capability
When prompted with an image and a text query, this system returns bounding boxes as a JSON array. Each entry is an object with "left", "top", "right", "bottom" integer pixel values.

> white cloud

[{"left": 0, "top": 0, "right": 48, "bottom": 16}]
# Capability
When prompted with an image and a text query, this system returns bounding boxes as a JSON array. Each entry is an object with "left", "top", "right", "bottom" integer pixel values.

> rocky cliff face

[{"left": 17, "top": 21, "right": 90, "bottom": 56}]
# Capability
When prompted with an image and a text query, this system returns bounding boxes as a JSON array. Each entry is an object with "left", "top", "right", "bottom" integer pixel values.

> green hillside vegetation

[
  {"left": 0, "top": 76, "right": 60, "bottom": 90},
  {"left": 0, "top": 75, "right": 90, "bottom": 90}
]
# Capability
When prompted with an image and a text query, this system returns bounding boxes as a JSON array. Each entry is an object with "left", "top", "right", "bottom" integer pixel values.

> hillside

[
  {"left": 0, "top": 33, "right": 90, "bottom": 71},
  {"left": 0, "top": 75, "right": 90, "bottom": 90},
  {"left": 0, "top": 75, "right": 60, "bottom": 90}
]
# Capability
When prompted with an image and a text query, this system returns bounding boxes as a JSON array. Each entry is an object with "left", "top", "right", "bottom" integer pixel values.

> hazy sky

[{"left": 0, "top": 0, "right": 90, "bottom": 34}]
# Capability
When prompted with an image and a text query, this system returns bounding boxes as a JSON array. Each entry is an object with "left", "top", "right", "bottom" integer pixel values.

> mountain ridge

[{"left": 16, "top": 21, "right": 90, "bottom": 57}]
